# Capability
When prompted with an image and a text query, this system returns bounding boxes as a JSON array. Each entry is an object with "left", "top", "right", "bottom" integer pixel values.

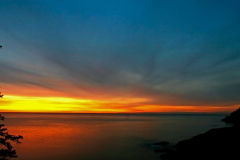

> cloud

[{"left": 1, "top": 0, "right": 240, "bottom": 110}]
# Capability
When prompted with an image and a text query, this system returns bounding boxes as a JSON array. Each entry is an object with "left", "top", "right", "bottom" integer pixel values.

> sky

[{"left": 0, "top": 0, "right": 240, "bottom": 113}]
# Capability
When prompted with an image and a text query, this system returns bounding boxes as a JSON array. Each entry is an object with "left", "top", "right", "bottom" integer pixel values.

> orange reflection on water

[
  {"left": 5, "top": 113, "right": 230, "bottom": 160},
  {"left": 6, "top": 113, "right": 163, "bottom": 160},
  {"left": 8, "top": 117, "right": 106, "bottom": 160}
]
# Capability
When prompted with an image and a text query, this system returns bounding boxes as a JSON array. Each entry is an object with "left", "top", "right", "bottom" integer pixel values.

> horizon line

[{"left": 0, "top": 111, "right": 229, "bottom": 115}]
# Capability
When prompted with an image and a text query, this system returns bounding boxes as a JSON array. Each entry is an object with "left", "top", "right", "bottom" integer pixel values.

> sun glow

[
  {"left": 0, "top": 94, "right": 237, "bottom": 113},
  {"left": 1, "top": 95, "right": 91, "bottom": 112},
  {"left": 0, "top": 95, "right": 150, "bottom": 113}
]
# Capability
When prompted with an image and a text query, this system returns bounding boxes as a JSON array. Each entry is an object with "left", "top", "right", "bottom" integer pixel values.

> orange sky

[
  {"left": 1, "top": 94, "right": 237, "bottom": 113},
  {"left": 1, "top": 1, "right": 240, "bottom": 114},
  {"left": 0, "top": 84, "right": 238, "bottom": 113}
]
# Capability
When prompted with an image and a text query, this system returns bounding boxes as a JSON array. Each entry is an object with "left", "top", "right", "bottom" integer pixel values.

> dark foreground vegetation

[
  {"left": 156, "top": 108, "right": 240, "bottom": 160},
  {"left": 0, "top": 92, "right": 23, "bottom": 160},
  {"left": 0, "top": 114, "right": 23, "bottom": 160}
]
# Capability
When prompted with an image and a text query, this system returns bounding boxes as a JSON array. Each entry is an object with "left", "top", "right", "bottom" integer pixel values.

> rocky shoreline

[{"left": 156, "top": 108, "right": 240, "bottom": 160}]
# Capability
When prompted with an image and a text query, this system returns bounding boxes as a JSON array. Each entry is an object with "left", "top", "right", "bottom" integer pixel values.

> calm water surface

[{"left": 3, "top": 113, "right": 229, "bottom": 160}]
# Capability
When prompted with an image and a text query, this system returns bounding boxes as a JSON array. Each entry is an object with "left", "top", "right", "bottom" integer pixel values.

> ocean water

[{"left": 2, "top": 113, "right": 229, "bottom": 160}]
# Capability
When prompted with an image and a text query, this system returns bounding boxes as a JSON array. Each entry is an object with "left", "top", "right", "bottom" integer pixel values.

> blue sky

[{"left": 0, "top": 0, "right": 240, "bottom": 111}]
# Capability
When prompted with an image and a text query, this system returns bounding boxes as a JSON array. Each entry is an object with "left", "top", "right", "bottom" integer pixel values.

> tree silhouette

[
  {"left": 0, "top": 113, "right": 23, "bottom": 160},
  {"left": 0, "top": 46, "right": 23, "bottom": 160}
]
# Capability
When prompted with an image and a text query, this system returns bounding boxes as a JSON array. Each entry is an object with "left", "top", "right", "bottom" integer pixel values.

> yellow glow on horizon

[
  {"left": 0, "top": 95, "right": 238, "bottom": 113},
  {"left": 1, "top": 84, "right": 238, "bottom": 113},
  {"left": 1, "top": 95, "right": 92, "bottom": 112},
  {"left": 0, "top": 95, "right": 149, "bottom": 113}
]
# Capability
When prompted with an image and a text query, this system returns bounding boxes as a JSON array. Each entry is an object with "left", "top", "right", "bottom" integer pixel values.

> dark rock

[
  {"left": 222, "top": 107, "right": 240, "bottom": 126},
  {"left": 160, "top": 108, "right": 240, "bottom": 160},
  {"left": 154, "top": 147, "right": 174, "bottom": 153},
  {"left": 153, "top": 141, "right": 169, "bottom": 146},
  {"left": 175, "top": 127, "right": 240, "bottom": 150}
]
